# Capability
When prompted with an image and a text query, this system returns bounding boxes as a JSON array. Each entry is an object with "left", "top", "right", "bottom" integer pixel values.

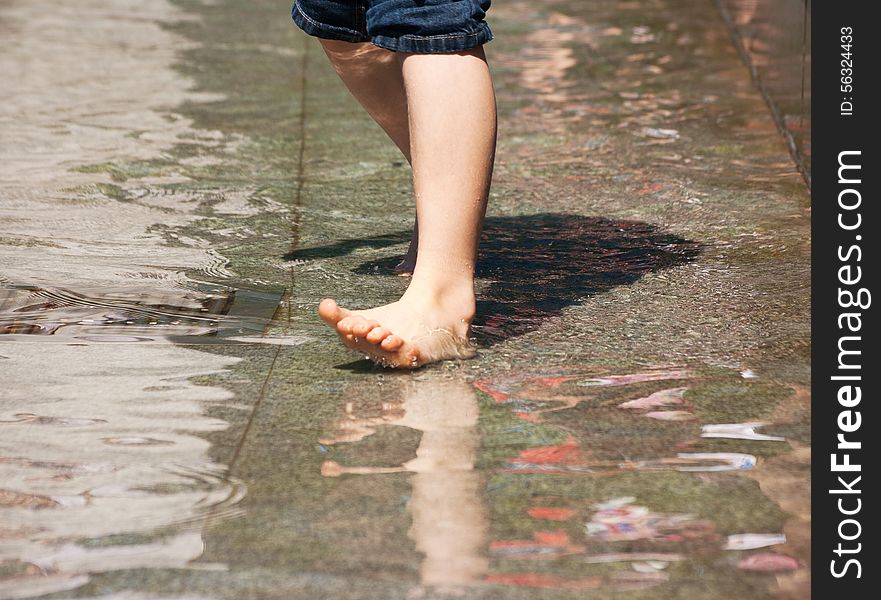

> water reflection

[
  {"left": 321, "top": 378, "right": 488, "bottom": 588},
  {"left": 315, "top": 366, "right": 797, "bottom": 594}
]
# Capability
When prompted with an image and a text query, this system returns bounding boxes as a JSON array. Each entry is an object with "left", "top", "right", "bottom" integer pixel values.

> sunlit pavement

[{"left": 0, "top": 1, "right": 809, "bottom": 598}]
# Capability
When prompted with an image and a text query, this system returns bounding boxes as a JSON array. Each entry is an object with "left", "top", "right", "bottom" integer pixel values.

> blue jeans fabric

[{"left": 292, "top": 0, "right": 493, "bottom": 53}]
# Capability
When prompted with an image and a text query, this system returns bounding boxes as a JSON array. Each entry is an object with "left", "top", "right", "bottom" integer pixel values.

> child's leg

[
  {"left": 319, "top": 47, "right": 496, "bottom": 367},
  {"left": 318, "top": 40, "right": 410, "bottom": 159},
  {"left": 319, "top": 40, "right": 418, "bottom": 274}
]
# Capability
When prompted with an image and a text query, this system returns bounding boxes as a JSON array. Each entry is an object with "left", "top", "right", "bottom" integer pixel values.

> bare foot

[
  {"left": 318, "top": 286, "right": 476, "bottom": 368},
  {"left": 393, "top": 225, "right": 418, "bottom": 277},
  {"left": 393, "top": 248, "right": 417, "bottom": 277}
]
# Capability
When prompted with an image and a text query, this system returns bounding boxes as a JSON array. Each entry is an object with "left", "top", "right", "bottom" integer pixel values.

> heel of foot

[{"left": 410, "top": 329, "right": 477, "bottom": 365}]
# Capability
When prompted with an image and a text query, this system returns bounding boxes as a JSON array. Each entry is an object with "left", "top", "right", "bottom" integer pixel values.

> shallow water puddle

[
  {"left": 0, "top": 286, "right": 272, "bottom": 597},
  {"left": 0, "top": 285, "right": 297, "bottom": 345},
  {"left": 0, "top": 339, "right": 248, "bottom": 598}
]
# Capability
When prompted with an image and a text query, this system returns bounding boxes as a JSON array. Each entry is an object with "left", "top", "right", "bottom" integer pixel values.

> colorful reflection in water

[{"left": 315, "top": 366, "right": 801, "bottom": 595}]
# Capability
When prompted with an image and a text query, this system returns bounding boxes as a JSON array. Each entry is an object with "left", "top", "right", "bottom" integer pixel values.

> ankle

[{"left": 402, "top": 276, "right": 476, "bottom": 321}]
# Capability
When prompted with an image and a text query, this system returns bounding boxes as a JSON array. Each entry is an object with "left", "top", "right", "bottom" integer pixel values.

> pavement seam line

[
  {"left": 712, "top": 0, "right": 811, "bottom": 190},
  {"left": 227, "top": 344, "right": 283, "bottom": 474},
  {"left": 228, "top": 36, "right": 311, "bottom": 476}
]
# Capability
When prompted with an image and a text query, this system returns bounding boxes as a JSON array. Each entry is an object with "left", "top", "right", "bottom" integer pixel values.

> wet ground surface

[
  {"left": 718, "top": 0, "right": 811, "bottom": 179},
  {"left": 1, "top": 0, "right": 809, "bottom": 598}
]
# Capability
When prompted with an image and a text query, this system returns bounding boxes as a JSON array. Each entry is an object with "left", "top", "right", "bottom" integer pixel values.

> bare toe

[
  {"left": 405, "top": 346, "right": 420, "bottom": 366},
  {"left": 352, "top": 319, "right": 379, "bottom": 337},
  {"left": 336, "top": 316, "right": 362, "bottom": 334},
  {"left": 380, "top": 335, "right": 404, "bottom": 351},
  {"left": 385, "top": 344, "right": 420, "bottom": 369},
  {"left": 366, "top": 326, "right": 390, "bottom": 344},
  {"left": 318, "top": 298, "right": 349, "bottom": 326}
]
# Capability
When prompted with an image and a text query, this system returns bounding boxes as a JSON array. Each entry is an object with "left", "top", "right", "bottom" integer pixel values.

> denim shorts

[{"left": 292, "top": 0, "right": 493, "bottom": 53}]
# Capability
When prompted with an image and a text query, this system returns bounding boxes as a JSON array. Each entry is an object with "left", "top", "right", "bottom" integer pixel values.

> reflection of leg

[
  {"left": 404, "top": 382, "right": 488, "bottom": 586},
  {"left": 318, "top": 40, "right": 418, "bottom": 273},
  {"left": 410, "top": 470, "right": 487, "bottom": 585},
  {"left": 318, "top": 48, "right": 496, "bottom": 367},
  {"left": 317, "top": 379, "right": 488, "bottom": 584}
]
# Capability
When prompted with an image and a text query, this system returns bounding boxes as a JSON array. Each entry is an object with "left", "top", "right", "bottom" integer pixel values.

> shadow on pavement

[{"left": 286, "top": 213, "right": 701, "bottom": 346}]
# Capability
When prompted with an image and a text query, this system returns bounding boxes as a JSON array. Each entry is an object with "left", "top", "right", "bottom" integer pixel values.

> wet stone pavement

[{"left": 0, "top": 0, "right": 810, "bottom": 599}]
